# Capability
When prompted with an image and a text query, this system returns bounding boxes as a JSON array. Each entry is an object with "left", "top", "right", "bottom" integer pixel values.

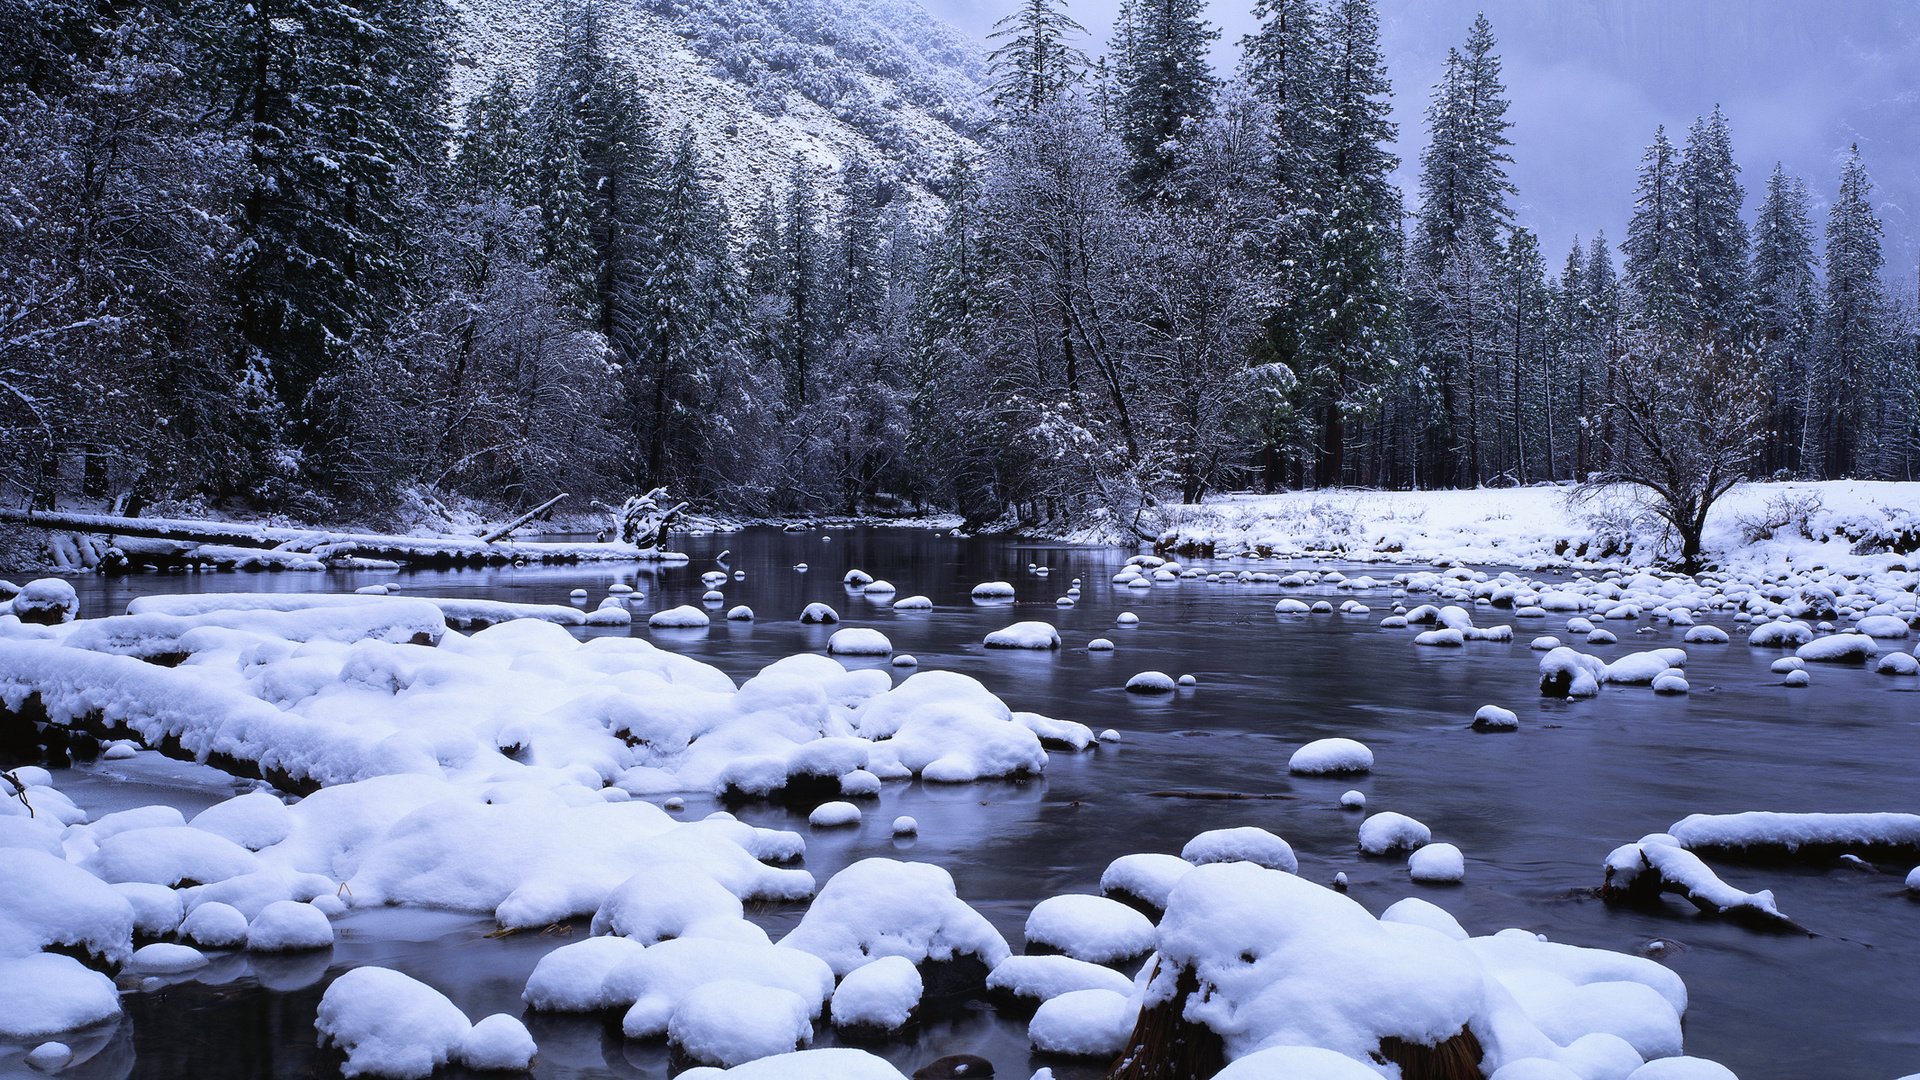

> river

[{"left": 15, "top": 526, "right": 1920, "bottom": 1079}]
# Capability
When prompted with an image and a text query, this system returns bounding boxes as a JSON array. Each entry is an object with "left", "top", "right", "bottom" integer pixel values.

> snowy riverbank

[{"left": 1137, "top": 480, "right": 1920, "bottom": 571}]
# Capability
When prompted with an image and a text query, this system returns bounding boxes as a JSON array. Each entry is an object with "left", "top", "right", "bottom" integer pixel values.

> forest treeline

[{"left": 2, "top": 0, "right": 1916, "bottom": 528}]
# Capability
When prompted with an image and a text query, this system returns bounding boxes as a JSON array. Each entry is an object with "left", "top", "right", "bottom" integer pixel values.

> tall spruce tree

[
  {"left": 1111, "top": 0, "right": 1219, "bottom": 197},
  {"left": 1623, "top": 125, "right": 1687, "bottom": 337},
  {"left": 1301, "top": 0, "right": 1399, "bottom": 486},
  {"left": 1676, "top": 107, "right": 1749, "bottom": 338},
  {"left": 1750, "top": 163, "right": 1819, "bottom": 475},
  {"left": 1819, "top": 146, "right": 1888, "bottom": 478}
]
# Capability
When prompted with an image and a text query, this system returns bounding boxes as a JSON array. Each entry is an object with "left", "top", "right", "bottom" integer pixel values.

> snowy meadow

[{"left": 3, "top": 520, "right": 1918, "bottom": 1080}]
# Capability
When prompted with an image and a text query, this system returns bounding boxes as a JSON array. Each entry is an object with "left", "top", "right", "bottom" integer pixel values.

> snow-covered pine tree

[
  {"left": 1501, "top": 227, "right": 1550, "bottom": 482},
  {"left": 222, "top": 0, "right": 453, "bottom": 492},
  {"left": 1409, "top": 13, "right": 1515, "bottom": 488},
  {"left": 1622, "top": 125, "right": 1687, "bottom": 339},
  {"left": 987, "top": 0, "right": 1090, "bottom": 116},
  {"left": 1676, "top": 107, "right": 1749, "bottom": 340},
  {"left": 1749, "top": 163, "right": 1820, "bottom": 476},
  {"left": 1301, "top": 0, "right": 1400, "bottom": 487},
  {"left": 639, "top": 129, "right": 743, "bottom": 489},
  {"left": 1239, "top": 0, "right": 1327, "bottom": 488},
  {"left": 1111, "top": 0, "right": 1219, "bottom": 198},
  {"left": 1818, "top": 146, "right": 1890, "bottom": 478}
]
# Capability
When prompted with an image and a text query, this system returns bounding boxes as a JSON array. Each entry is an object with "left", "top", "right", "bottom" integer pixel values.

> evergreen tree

[
  {"left": 1111, "top": 0, "right": 1219, "bottom": 197},
  {"left": 1818, "top": 146, "right": 1889, "bottom": 478},
  {"left": 1676, "top": 107, "right": 1748, "bottom": 338},
  {"left": 222, "top": 0, "right": 453, "bottom": 491},
  {"left": 1301, "top": 0, "right": 1399, "bottom": 486},
  {"left": 1749, "top": 163, "right": 1819, "bottom": 475},
  {"left": 1622, "top": 125, "right": 1687, "bottom": 336},
  {"left": 1409, "top": 13, "right": 1515, "bottom": 487},
  {"left": 987, "top": 0, "right": 1089, "bottom": 115}
]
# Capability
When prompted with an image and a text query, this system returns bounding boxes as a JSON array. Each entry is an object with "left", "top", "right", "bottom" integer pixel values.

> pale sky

[{"left": 923, "top": 0, "right": 1920, "bottom": 285}]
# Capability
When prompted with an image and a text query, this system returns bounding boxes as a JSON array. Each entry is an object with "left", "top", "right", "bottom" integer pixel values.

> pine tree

[
  {"left": 1409, "top": 13, "right": 1515, "bottom": 487},
  {"left": 1818, "top": 146, "right": 1888, "bottom": 478},
  {"left": 1301, "top": 0, "right": 1399, "bottom": 487},
  {"left": 1623, "top": 125, "right": 1687, "bottom": 336},
  {"left": 1111, "top": 0, "right": 1219, "bottom": 197},
  {"left": 1502, "top": 227, "right": 1549, "bottom": 482},
  {"left": 1750, "top": 163, "right": 1819, "bottom": 475},
  {"left": 222, "top": 0, "right": 453, "bottom": 489},
  {"left": 452, "top": 74, "right": 529, "bottom": 201},
  {"left": 987, "top": 0, "right": 1089, "bottom": 115},
  {"left": 780, "top": 158, "right": 827, "bottom": 415},
  {"left": 1676, "top": 107, "right": 1748, "bottom": 338}
]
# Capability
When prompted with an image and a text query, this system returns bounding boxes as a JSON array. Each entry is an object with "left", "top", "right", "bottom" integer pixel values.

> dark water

[{"left": 7, "top": 527, "right": 1918, "bottom": 1079}]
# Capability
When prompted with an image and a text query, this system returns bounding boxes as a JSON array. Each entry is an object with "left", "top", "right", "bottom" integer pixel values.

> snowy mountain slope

[{"left": 451, "top": 0, "right": 991, "bottom": 213}]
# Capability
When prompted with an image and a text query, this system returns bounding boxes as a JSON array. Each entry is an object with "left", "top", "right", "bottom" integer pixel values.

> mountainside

[{"left": 453, "top": 0, "right": 991, "bottom": 212}]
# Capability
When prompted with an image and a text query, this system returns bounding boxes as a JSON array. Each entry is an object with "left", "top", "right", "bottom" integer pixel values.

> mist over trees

[{"left": 2, "top": 0, "right": 1916, "bottom": 527}]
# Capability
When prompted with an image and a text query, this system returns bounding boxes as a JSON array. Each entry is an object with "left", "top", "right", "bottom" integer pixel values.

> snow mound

[
  {"left": 678, "top": 1048, "right": 908, "bottom": 1079},
  {"left": 971, "top": 581, "right": 1016, "bottom": 600},
  {"left": 779, "top": 858, "right": 1009, "bottom": 978},
  {"left": 649, "top": 605, "right": 711, "bottom": 629},
  {"left": 1288, "top": 738, "right": 1373, "bottom": 776},
  {"left": 1796, "top": 633, "right": 1876, "bottom": 663},
  {"left": 0, "top": 953, "right": 121, "bottom": 1038},
  {"left": 1124, "top": 671, "right": 1177, "bottom": 694},
  {"left": 1022, "top": 894, "right": 1155, "bottom": 965},
  {"left": 1358, "top": 812, "right": 1431, "bottom": 855},
  {"left": 316, "top": 967, "right": 473, "bottom": 1079},
  {"left": 983, "top": 621, "right": 1061, "bottom": 649},
  {"left": 891, "top": 596, "right": 934, "bottom": 611},
  {"left": 669, "top": 979, "right": 813, "bottom": 1067},
  {"left": 460, "top": 1014, "right": 536, "bottom": 1072},
  {"left": 829, "top": 954, "right": 921, "bottom": 1034},
  {"left": 987, "top": 954, "right": 1135, "bottom": 1010},
  {"left": 1473, "top": 705, "right": 1519, "bottom": 731},
  {"left": 247, "top": 900, "right": 334, "bottom": 951},
  {"left": 1182, "top": 827, "right": 1298, "bottom": 873},
  {"left": 799, "top": 603, "right": 840, "bottom": 624},
  {"left": 1028, "top": 988, "right": 1132, "bottom": 1057},
  {"left": 1100, "top": 852, "right": 1193, "bottom": 915},
  {"left": 1409, "top": 843, "right": 1466, "bottom": 883},
  {"left": 827, "top": 628, "right": 893, "bottom": 656},
  {"left": 0, "top": 849, "right": 135, "bottom": 967}
]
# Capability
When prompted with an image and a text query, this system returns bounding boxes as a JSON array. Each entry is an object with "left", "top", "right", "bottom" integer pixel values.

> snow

[
  {"left": 1287, "top": 738, "right": 1374, "bottom": 776},
  {"left": 1667, "top": 811, "right": 1920, "bottom": 854},
  {"left": 677, "top": 1048, "right": 909, "bottom": 1079},
  {"left": 1878, "top": 652, "right": 1920, "bottom": 675},
  {"left": 179, "top": 901, "right": 250, "bottom": 947},
  {"left": 1795, "top": 633, "right": 1877, "bottom": 663},
  {"left": 127, "top": 941, "right": 210, "bottom": 974},
  {"left": 1027, "top": 988, "right": 1133, "bottom": 1056},
  {"left": 1150, "top": 481, "right": 1920, "bottom": 573},
  {"left": 830, "top": 954, "right": 922, "bottom": 1033},
  {"left": 800, "top": 603, "right": 840, "bottom": 624},
  {"left": 669, "top": 980, "right": 814, "bottom": 1067},
  {"left": 1099, "top": 853, "right": 1193, "bottom": 913},
  {"left": 891, "top": 595, "right": 934, "bottom": 610},
  {"left": 827, "top": 628, "right": 893, "bottom": 656},
  {"left": 9, "top": 578, "right": 78, "bottom": 624},
  {"left": 650, "top": 604, "right": 712, "bottom": 629},
  {"left": 779, "top": 858, "right": 1009, "bottom": 977},
  {"left": 246, "top": 900, "right": 334, "bottom": 950},
  {"left": 809, "top": 801, "right": 861, "bottom": 827},
  {"left": 591, "top": 867, "right": 747, "bottom": 944},
  {"left": 987, "top": 954, "right": 1135, "bottom": 1007},
  {"left": 1682, "top": 625, "right": 1730, "bottom": 644},
  {"left": 0, "top": 849, "right": 135, "bottom": 966},
  {"left": 459, "top": 1014, "right": 537, "bottom": 1072},
  {"left": 971, "top": 581, "right": 1016, "bottom": 600},
  {"left": 1124, "top": 670, "right": 1177, "bottom": 693},
  {"left": 317, "top": 967, "right": 474, "bottom": 1079},
  {"left": 983, "top": 621, "right": 1061, "bottom": 649},
  {"left": 25, "top": 1042, "right": 74, "bottom": 1071},
  {"left": 1358, "top": 811, "right": 1432, "bottom": 854},
  {"left": 1022, "top": 894, "right": 1155, "bottom": 964},
  {"left": 1215, "top": 1047, "right": 1385, "bottom": 1078},
  {"left": 0, "top": 953, "right": 121, "bottom": 1038},
  {"left": 1474, "top": 705, "right": 1520, "bottom": 731},
  {"left": 191, "top": 791, "right": 294, "bottom": 851},
  {"left": 1182, "top": 827, "right": 1298, "bottom": 873},
  {"left": 1626, "top": 1060, "right": 1740, "bottom": 1080},
  {"left": 1408, "top": 842, "right": 1466, "bottom": 883}
]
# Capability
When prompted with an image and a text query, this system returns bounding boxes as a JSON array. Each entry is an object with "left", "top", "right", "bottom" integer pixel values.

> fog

[{"left": 918, "top": 0, "right": 1920, "bottom": 284}]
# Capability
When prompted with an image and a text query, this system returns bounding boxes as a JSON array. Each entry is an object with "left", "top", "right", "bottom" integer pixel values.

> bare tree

[{"left": 1580, "top": 325, "right": 1766, "bottom": 569}]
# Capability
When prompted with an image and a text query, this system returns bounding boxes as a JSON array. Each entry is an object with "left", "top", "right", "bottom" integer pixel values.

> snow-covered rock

[
  {"left": 1181, "top": 827, "right": 1298, "bottom": 873},
  {"left": 316, "top": 967, "right": 473, "bottom": 1079},
  {"left": 829, "top": 954, "right": 921, "bottom": 1035},
  {"left": 1358, "top": 812, "right": 1431, "bottom": 855},
  {"left": 1124, "top": 670, "right": 1177, "bottom": 693},
  {"left": 669, "top": 980, "right": 813, "bottom": 1067},
  {"left": 1408, "top": 843, "right": 1466, "bottom": 883},
  {"left": 246, "top": 900, "right": 334, "bottom": 951},
  {"left": 779, "top": 859, "right": 1008, "bottom": 979},
  {"left": 827, "top": 628, "right": 893, "bottom": 656},
  {"left": 983, "top": 621, "right": 1060, "bottom": 649},
  {"left": 1028, "top": 988, "right": 1132, "bottom": 1057},
  {"left": 1022, "top": 895, "right": 1155, "bottom": 965},
  {"left": 1288, "top": 738, "right": 1373, "bottom": 776},
  {"left": 649, "top": 605, "right": 711, "bottom": 629},
  {"left": 0, "top": 953, "right": 121, "bottom": 1038}
]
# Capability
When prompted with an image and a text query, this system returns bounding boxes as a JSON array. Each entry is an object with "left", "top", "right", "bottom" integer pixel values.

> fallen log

[
  {"left": 0, "top": 506, "right": 677, "bottom": 567},
  {"left": 480, "top": 493, "right": 568, "bottom": 544}
]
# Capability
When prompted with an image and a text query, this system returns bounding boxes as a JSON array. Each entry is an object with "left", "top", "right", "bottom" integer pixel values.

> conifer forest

[{"left": 3, "top": 0, "right": 1916, "bottom": 528}]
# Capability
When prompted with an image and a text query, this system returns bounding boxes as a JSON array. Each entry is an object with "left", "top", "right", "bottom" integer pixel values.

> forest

[{"left": 2, "top": 0, "right": 1916, "bottom": 530}]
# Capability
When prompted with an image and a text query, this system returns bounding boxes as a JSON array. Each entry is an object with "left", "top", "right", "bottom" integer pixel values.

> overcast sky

[{"left": 920, "top": 0, "right": 1920, "bottom": 285}]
